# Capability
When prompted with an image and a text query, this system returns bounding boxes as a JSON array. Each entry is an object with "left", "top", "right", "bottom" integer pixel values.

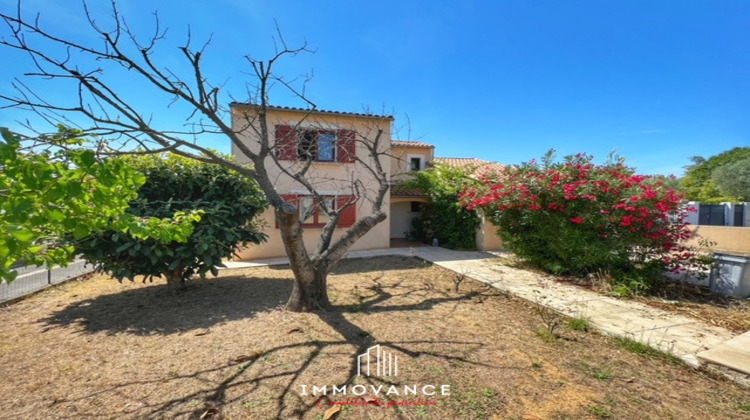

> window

[
  {"left": 409, "top": 157, "right": 422, "bottom": 171},
  {"left": 298, "top": 130, "right": 336, "bottom": 162},
  {"left": 318, "top": 133, "right": 336, "bottom": 162},
  {"left": 300, "top": 196, "right": 316, "bottom": 223},
  {"left": 298, "top": 196, "right": 334, "bottom": 225},
  {"left": 410, "top": 201, "right": 422, "bottom": 212},
  {"left": 275, "top": 125, "right": 356, "bottom": 163},
  {"left": 278, "top": 194, "right": 356, "bottom": 228}
]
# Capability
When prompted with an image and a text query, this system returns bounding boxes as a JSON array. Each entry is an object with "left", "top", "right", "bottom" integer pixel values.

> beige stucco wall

[
  {"left": 389, "top": 201, "right": 417, "bottom": 239},
  {"left": 684, "top": 225, "right": 750, "bottom": 256},
  {"left": 475, "top": 213, "right": 503, "bottom": 251},
  {"left": 235, "top": 207, "right": 392, "bottom": 260},
  {"left": 231, "top": 106, "right": 392, "bottom": 260},
  {"left": 391, "top": 145, "right": 434, "bottom": 177}
]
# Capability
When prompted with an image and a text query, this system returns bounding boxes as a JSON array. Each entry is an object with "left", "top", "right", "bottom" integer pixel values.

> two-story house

[
  {"left": 230, "top": 105, "right": 503, "bottom": 260},
  {"left": 230, "top": 104, "right": 393, "bottom": 260}
]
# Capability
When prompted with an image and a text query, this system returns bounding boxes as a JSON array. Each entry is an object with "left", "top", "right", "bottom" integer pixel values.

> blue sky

[{"left": 1, "top": 0, "right": 748, "bottom": 176}]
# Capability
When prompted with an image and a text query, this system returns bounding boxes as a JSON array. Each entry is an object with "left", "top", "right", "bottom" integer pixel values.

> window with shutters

[
  {"left": 298, "top": 130, "right": 336, "bottom": 162},
  {"left": 276, "top": 125, "right": 356, "bottom": 163},
  {"left": 279, "top": 194, "right": 356, "bottom": 228}
]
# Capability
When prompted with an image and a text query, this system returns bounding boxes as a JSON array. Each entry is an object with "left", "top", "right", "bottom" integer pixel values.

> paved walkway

[{"left": 227, "top": 247, "right": 750, "bottom": 383}]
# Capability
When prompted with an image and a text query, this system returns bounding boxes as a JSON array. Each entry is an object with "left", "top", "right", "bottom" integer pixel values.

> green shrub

[
  {"left": 404, "top": 165, "right": 480, "bottom": 249},
  {"left": 0, "top": 127, "right": 197, "bottom": 282},
  {"left": 74, "top": 154, "right": 268, "bottom": 289}
]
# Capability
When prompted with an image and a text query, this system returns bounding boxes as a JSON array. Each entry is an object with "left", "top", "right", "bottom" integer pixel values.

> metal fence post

[{"left": 47, "top": 268, "right": 52, "bottom": 285}]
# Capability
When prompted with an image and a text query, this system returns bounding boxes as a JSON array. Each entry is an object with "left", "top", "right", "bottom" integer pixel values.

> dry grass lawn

[{"left": 0, "top": 256, "right": 748, "bottom": 419}]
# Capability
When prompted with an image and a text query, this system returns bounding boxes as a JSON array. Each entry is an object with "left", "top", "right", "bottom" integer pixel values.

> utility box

[{"left": 709, "top": 253, "right": 750, "bottom": 298}]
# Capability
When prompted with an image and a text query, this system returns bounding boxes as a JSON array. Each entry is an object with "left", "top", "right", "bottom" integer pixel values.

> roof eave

[{"left": 230, "top": 103, "right": 395, "bottom": 120}]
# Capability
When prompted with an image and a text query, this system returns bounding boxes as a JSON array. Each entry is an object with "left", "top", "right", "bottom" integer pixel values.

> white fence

[{"left": 0, "top": 259, "right": 94, "bottom": 304}]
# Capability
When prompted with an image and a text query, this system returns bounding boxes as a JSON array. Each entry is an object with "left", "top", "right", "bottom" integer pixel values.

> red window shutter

[
  {"left": 275, "top": 125, "right": 297, "bottom": 160},
  {"left": 276, "top": 194, "right": 298, "bottom": 228},
  {"left": 280, "top": 194, "right": 299, "bottom": 205},
  {"left": 337, "top": 129, "right": 356, "bottom": 163},
  {"left": 337, "top": 195, "right": 356, "bottom": 227}
]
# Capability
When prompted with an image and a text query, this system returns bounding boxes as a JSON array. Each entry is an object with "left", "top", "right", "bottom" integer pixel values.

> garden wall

[
  {"left": 684, "top": 225, "right": 750, "bottom": 256},
  {"left": 476, "top": 216, "right": 503, "bottom": 251}
]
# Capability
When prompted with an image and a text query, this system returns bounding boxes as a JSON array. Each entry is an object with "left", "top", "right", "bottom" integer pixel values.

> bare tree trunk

[
  {"left": 164, "top": 268, "right": 186, "bottom": 291},
  {"left": 286, "top": 266, "right": 330, "bottom": 311},
  {"left": 276, "top": 205, "right": 331, "bottom": 311}
]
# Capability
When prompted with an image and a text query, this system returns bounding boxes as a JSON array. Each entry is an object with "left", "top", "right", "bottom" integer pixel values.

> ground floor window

[{"left": 279, "top": 194, "right": 356, "bottom": 228}]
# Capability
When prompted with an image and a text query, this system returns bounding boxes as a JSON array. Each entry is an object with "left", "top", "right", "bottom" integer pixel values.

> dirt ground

[
  {"left": 631, "top": 279, "right": 750, "bottom": 334},
  {"left": 490, "top": 255, "right": 750, "bottom": 335},
  {"left": 0, "top": 256, "right": 748, "bottom": 419}
]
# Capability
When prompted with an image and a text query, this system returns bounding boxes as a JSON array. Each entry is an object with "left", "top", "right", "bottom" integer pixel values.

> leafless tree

[{"left": 0, "top": 2, "right": 393, "bottom": 311}]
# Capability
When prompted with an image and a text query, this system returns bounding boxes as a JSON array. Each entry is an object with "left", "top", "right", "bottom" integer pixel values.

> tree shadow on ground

[
  {"left": 263, "top": 255, "right": 437, "bottom": 275},
  {"left": 39, "top": 275, "right": 292, "bottom": 335},
  {"left": 36, "top": 258, "right": 511, "bottom": 419},
  {"left": 329, "top": 255, "right": 435, "bottom": 275}
]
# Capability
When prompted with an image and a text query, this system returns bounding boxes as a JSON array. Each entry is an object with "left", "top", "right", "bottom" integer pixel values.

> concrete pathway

[
  {"left": 228, "top": 246, "right": 750, "bottom": 383},
  {"left": 697, "top": 331, "right": 750, "bottom": 376}
]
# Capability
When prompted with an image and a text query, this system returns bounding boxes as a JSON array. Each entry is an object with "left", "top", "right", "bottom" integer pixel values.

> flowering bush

[{"left": 461, "top": 151, "right": 699, "bottom": 290}]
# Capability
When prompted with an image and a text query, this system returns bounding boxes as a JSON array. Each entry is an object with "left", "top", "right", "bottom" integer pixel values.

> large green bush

[
  {"left": 463, "top": 152, "right": 700, "bottom": 291},
  {"left": 0, "top": 128, "right": 197, "bottom": 282},
  {"left": 75, "top": 154, "right": 268, "bottom": 289}
]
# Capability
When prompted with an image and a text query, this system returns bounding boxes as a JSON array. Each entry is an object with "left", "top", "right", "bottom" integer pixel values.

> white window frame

[{"left": 407, "top": 154, "right": 425, "bottom": 171}]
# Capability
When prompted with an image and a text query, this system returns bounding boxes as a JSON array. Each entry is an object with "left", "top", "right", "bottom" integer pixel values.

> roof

[
  {"left": 390, "top": 185, "right": 428, "bottom": 197},
  {"left": 431, "top": 157, "right": 505, "bottom": 178},
  {"left": 392, "top": 140, "right": 435, "bottom": 148},
  {"left": 229, "top": 103, "right": 394, "bottom": 120},
  {"left": 433, "top": 157, "right": 488, "bottom": 167}
]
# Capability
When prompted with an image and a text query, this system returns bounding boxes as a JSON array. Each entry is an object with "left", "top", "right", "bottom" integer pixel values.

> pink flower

[{"left": 570, "top": 217, "right": 583, "bottom": 224}]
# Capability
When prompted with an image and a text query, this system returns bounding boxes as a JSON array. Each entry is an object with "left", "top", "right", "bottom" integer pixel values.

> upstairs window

[
  {"left": 276, "top": 125, "right": 356, "bottom": 163},
  {"left": 409, "top": 157, "right": 423, "bottom": 171},
  {"left": 317, "top": 133, "right": 336, "bottom": 162},
  {"left": 298, "top": 131, "right": 336, "bottom": 162}
]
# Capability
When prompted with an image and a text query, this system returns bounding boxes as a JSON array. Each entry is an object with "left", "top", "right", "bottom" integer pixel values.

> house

[
  {"left": 230, "top": 104, "right": 393, "bottom": 260},
  {"left": 229, "top": 105, "right": 503, "bottom": 260}
]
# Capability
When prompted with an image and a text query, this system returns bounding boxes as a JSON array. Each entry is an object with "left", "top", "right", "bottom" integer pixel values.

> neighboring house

[
  {"left": 230, "top": 104, "right": 393, "bottom": 260},
  {"left": 229, "top": 105, "right": 503, "bottom": 259},
  {"left": 684, "top": 201, "right": 749, "bottom": 227}
]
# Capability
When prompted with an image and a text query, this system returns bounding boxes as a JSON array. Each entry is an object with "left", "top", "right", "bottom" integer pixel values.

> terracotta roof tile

[
  {"left": 431, "top": 157, "right": 505, "bottom": 178},
  {"left": 390, "top": 185, "right": 428, "bottom": 197},
  {"left": 392, "top": 140, "right": 435, "bottom": 148}
]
